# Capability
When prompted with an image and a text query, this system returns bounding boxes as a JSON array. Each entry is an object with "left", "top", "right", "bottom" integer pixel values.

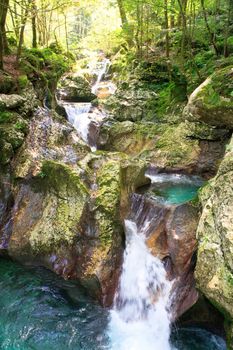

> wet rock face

[
  {"left": 0, "top": 87, "right": 38, "bottom": 166},
  {"left": 129, "top": 193, "right": 199, "bottom": 319},
  {"left": 183, "top": 66, "right": 233, "bottom": 129},
  {"left": 58, "top": 74, "right": 96, "bottom": 102},
  {"left": 195, "top": 134, "right": 233, "bottom": 349},
  {"left": 0, "top": 108, "right": 126, "bottom": 306},
  {"left": 98, "top": 121, "right": 227, "bottom": 178}
]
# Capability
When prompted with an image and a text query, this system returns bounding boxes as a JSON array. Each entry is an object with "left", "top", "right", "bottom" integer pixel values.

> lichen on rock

[
  {"left": 195, "top": 135, "right": 233, "bottom": 348},
  {"left": 184, "top": 66, "right": 233, "bottom": 129}
]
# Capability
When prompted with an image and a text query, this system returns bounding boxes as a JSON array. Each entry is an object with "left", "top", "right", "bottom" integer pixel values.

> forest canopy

[{"left": 0, "top": 0, "right": 232, "bottom": 80}]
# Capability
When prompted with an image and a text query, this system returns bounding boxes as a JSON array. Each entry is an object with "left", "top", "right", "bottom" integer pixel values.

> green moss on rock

[
  {"left": 184, "top": 66, "right": 233, "bottom": 128},
  {"left": 95, "top": 160, "right": 122, "bottom": 245},
  {"left": 9, "top": 160, "right": 89, "bottom": 255},
  {"left": 195, "top": 135, "right": 233, "bottom": 345}
]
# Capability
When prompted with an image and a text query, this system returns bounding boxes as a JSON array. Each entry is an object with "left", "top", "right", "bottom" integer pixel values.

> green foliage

[
  {"left": 18, "top": 75, "right": 29, "bottom": 90},
  {"left": 0, "top": 111, "right": 12, "bottom": 124}
]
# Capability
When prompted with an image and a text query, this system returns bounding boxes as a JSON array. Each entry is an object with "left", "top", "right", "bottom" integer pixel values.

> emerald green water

[
  {"left": 145, "top": 174, "right": 204, "bottom": 204},
  {"left": 0, "top": 259, "right": 226, "bottom": 350}
]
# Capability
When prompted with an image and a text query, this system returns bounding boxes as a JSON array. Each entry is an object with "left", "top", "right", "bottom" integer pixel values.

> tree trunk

[
  {"left": 32, "top": 0, "right": 37, "bottom": 48},
  {"left": 17, "top": 0, "right": 32, "bottom": 63},
  {"left": 117, "top": 0, "right": 128, "bottom": 27},
  {"left": 201, "top": 0, "right": 219, "bottom": 56},
  {"left": 170, "top": 0, "right": 175, "bottom": 28},
  {"left": 177, "top": 0, "right": 188, "bottom": 59},
  {"left": 0, "top": 0, "right": 9, "bottom": 70}
]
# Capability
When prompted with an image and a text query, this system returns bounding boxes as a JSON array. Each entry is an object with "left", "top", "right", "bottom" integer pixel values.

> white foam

[{"left": 108, "top": 220, "right": 173, "bottom": 350}]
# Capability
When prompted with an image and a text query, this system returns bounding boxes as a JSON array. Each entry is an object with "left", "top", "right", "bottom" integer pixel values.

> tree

[
  {"left": 117, "top": 0, "right": 128, "bottom": 27},
  {"left": 17, "top": 0, "right": 32, "bottom": 62},
  {"left": 31, "top": 0, "right": 37, "bottom": 48},
  {"left": 0, "top": 0, "right": 9, "bottom": 70}
]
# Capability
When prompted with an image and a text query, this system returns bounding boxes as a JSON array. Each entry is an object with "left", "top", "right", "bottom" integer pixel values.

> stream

[
  {"left": 0, "top": 178, "right": 227, "bottom": 349},
  {"left": 0, "top": 59, "right": 227, "bottom": 349},
  {"left": 61, "top": 58, "right": 115, "bottom": 151}
]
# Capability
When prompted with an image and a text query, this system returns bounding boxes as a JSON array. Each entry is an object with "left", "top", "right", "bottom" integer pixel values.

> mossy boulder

[
  {"left": 8, "top": 160, "right": 88, "bottom": 256},
  {"left": 58, "top": 74, "right": 96, "bottom": 102},
  {"left": 98, "top": 121, "right": 160, "bottom": 155},
  {"left": 98, "top": 121, "right": 201, "bottom": 171},
  {"left": 102, "top": 83, "right": 158, "bottom": 122},
  {"left": 184, "top": 66, "right": 233, "bottom": 129},
  {"left": 0, "top": 73, "right": 15, "bottom": 94},
  {"left": 184, "top": 121, "right": 230, "bottom": 141},
  {"left": 0, "top": 105, "right": 30, "bottom": 166},
  {"left": 195, "top": 134, "right": 233, "bottom": 349},
  {"left": 0, "top": 109, "right": 129, "bottom": 305},
  {"left": 0, "top": 94, "right": 25, "bottom": 109},
  {"left": 99, "top": 118, "right": 228, "bottom": 178}
]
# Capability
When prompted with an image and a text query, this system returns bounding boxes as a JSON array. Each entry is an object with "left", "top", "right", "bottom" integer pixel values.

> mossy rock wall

[
  {"left": 184, "top": 66, "right": 233, "bottom": 129},
  {"left": 195, "top": 134, "right": 233, "bottom": 349}
]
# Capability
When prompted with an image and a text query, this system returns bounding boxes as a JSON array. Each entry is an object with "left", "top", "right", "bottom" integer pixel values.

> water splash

[
  {"left": 146, "top": 172, "right": 203, "bottom": 186},
  {"left": 64, "top": 102, "right": 106, "bottom": 151},
  {"left": 91, "top": 58, "right": 111, "bottom": 95},
  {"left": 108, "top": 219, "right": 173, "bottom": 350},
  {"left": 64, "top": 102, "right": 91, "bottom": 142}
]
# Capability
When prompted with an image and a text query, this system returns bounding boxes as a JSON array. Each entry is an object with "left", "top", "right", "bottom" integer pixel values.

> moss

[
  {"left": 153, "top": 123, "right": 200, "bottom": 167},
  {"left": 95, "top": 160, "right": 122, "bottom": 245},
  {"left": 0, "top": 74, "right": 15, "bottom": 94},
  {"left": 38, "top": 160, "right": 88, "bottom": 195},
  {"left": 0, "top": 125, "right": 25, "bottom": 150},
  {"left": 18, "top": 75, "right": 29, "bottom": 90},
  {"left": 14, "top": 119, "right": 29, "bottom": 134},
  {"left": 20, "top": 47, "right": 75, "bottom": 104},
  {"left": 0, "top": 140, "right": 13, "bottom": 165},
  {"left": 0, "top": 110, "right": 13, "bottom": 123},
  {"left": 29, "top": 160, "right": 89, "bottom": 253},
  {"left": 196, "top": 66, "right": 233, "bottom": 110}
]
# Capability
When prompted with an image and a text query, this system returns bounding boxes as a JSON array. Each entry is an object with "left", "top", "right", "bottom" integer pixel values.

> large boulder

[
  {"left": 0, "top": 108, "right": 150, "bottom": 306},
  {"left": 98, "top": 121, "right": 226, "bottom": 178},
  {"left": 184, "top": 66, "right": 233, "bottom": 129},
  {"left": 195, "top": 134, "right": 233, "bottom": 349},
  {"left": 58, "top": 74, "right": 96, "bottom": 102},
  {"left": 102, "top": 81, "right": 158, "bottom": 122},
  {"left": 0, "top": 94, "right": 25, "bottom": 109},
  {"left": 0, "top": 88, "right": 37, "bottom": 166}
]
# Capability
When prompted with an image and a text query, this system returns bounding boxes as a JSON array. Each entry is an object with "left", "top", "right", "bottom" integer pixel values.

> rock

[
  {"left": 184, "top": 66, "right": 233, "bottom": 129},
  {"left": 129, "top": 193, "right": 200, "bottom": 319},
  {"left": 102, "top": 84, "right": 158, "bottom": 122},
  {"left": 58, "top": 74, "right": 96, "bottom": 102},
  {"left": 195, "top": 134, "right": 233, "bottom": 349},
  {"left": 98, "top": 121, "right": 159, "bottom": 156},
  {"left": 0, "top": 73, "right": 15, "bottom": 94},
  {"left": 0, "top": 141, "right": 13, "bottom": 165},
  {"left": 184, "top": 121, "right": 230, "bottom": 141},
  {"left": 1, "top": 109, "right": 144, "bottom": 306},
  {"left": 0, "top": 171, "right": 13, "bottom": 250},
  {"left": 98, "top": 120, "right": 228, "bottom": 178},
  {"left": 0, "top": 94, "right": 25, "bottom": 109}
]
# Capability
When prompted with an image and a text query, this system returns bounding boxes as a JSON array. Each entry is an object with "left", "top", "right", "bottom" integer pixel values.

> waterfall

[
  {"left": 91, "top": 58, "right": 111, "bottom": 95},
  {"left": 60, "top": 58, "right": 114, "bottom": 150},
  {"left": 108, "top": 218, "right": 173, "bottom": 350},
  {"left": 63, "top": 102, "right": 92, "bottom": 143}
]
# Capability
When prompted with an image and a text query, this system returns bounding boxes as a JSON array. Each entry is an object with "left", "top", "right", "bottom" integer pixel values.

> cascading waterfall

[
  {"left": 63, "top": 102, "right": 92, "bottom": 142},
  {"left": 91, "top": 58, "right": 111, "bottom": 95},
  {"left": 108, "top": 219, "right": 173, "bottom": 350},
  {"left": 61, "top": 58, "right": 112, "bottom": 151}
]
